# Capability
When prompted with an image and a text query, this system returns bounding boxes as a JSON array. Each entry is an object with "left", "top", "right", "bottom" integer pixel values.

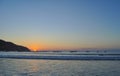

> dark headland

[{"left": 0, "top": 39, "right": 30, "bottom": 52}]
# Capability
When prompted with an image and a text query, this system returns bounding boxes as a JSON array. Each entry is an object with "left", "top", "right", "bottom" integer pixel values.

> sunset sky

[{"left": 0, "top": 0, "right": 120, "bottom": 51}]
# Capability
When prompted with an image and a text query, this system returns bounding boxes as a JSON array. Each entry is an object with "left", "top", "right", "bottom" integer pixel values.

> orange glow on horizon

[
  {"left": 26, "top": 43, "right": 51, "bottom": 51},
  {"left": 24, "top": 41, "right": 114, "bottom": 51},
  {"left": 27, "top": 44, "right": 40, "bottom": 51}
]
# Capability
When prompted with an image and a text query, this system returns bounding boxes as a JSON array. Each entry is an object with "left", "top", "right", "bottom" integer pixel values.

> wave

[
  {"left": 0, "top": 52, "right": 120, "bottom": 60},
  {"left": 0, "top": 55, "right": 120, "bottom": 60}
]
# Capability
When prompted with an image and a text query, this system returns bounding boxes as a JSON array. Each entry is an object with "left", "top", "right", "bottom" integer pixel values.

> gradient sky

[{"left": 0, "top": 0, "right": 120, "bottom": 51}]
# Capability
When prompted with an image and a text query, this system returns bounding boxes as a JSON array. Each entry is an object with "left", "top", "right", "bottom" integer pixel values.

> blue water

[{"left": 0, "top": 51, "right": 120, "bottom": 60}]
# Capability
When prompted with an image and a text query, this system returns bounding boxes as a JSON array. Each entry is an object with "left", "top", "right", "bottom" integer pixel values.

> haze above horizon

[{"left": 0, "top": 0, "right": 120, "bottom": 51}]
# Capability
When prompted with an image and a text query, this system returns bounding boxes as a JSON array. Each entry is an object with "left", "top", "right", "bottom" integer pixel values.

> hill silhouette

[{"left": 0, "top": 39, "right": 30, "bottom": 52}]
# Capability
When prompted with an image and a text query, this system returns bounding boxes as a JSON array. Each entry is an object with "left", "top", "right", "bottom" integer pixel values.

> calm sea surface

[{"left": 0, "top": 58, "right": 120, "bottom": 76}]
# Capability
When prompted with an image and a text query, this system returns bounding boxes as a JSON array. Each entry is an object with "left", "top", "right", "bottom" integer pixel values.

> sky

[{"left": 0, "top": 0, "right": 120, "bottom": 51}]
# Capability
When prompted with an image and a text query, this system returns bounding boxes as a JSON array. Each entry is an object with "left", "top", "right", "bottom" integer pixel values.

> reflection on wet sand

[{"left": 0, "top": 58, "right": 120, "bottom": 76}]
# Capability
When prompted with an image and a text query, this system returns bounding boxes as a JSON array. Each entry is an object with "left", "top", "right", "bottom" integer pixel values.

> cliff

[{"left": 0, "top": 39, "right": 30, "bottom": 52}]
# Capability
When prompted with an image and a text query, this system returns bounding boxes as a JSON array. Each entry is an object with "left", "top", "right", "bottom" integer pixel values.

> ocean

[{"left": 0, "top": 51, "right": 120, "bottom": 76}]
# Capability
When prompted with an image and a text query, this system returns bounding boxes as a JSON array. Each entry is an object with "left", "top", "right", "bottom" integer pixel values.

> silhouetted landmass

[{"left": 0, "top": 39, "right": 30, "bottom": 52}]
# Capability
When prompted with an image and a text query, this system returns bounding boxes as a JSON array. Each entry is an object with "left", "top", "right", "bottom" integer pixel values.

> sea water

[
  {"left": 0, "top": 51, "right": 120, "bottom": 76},
  {"left": 0, "top": 58, "right": 120, "bottom": 76}
]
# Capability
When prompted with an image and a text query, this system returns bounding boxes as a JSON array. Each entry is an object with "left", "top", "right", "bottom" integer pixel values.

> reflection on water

[{"left": 0, "top": 58, "right": 120, "bottom": 76}]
